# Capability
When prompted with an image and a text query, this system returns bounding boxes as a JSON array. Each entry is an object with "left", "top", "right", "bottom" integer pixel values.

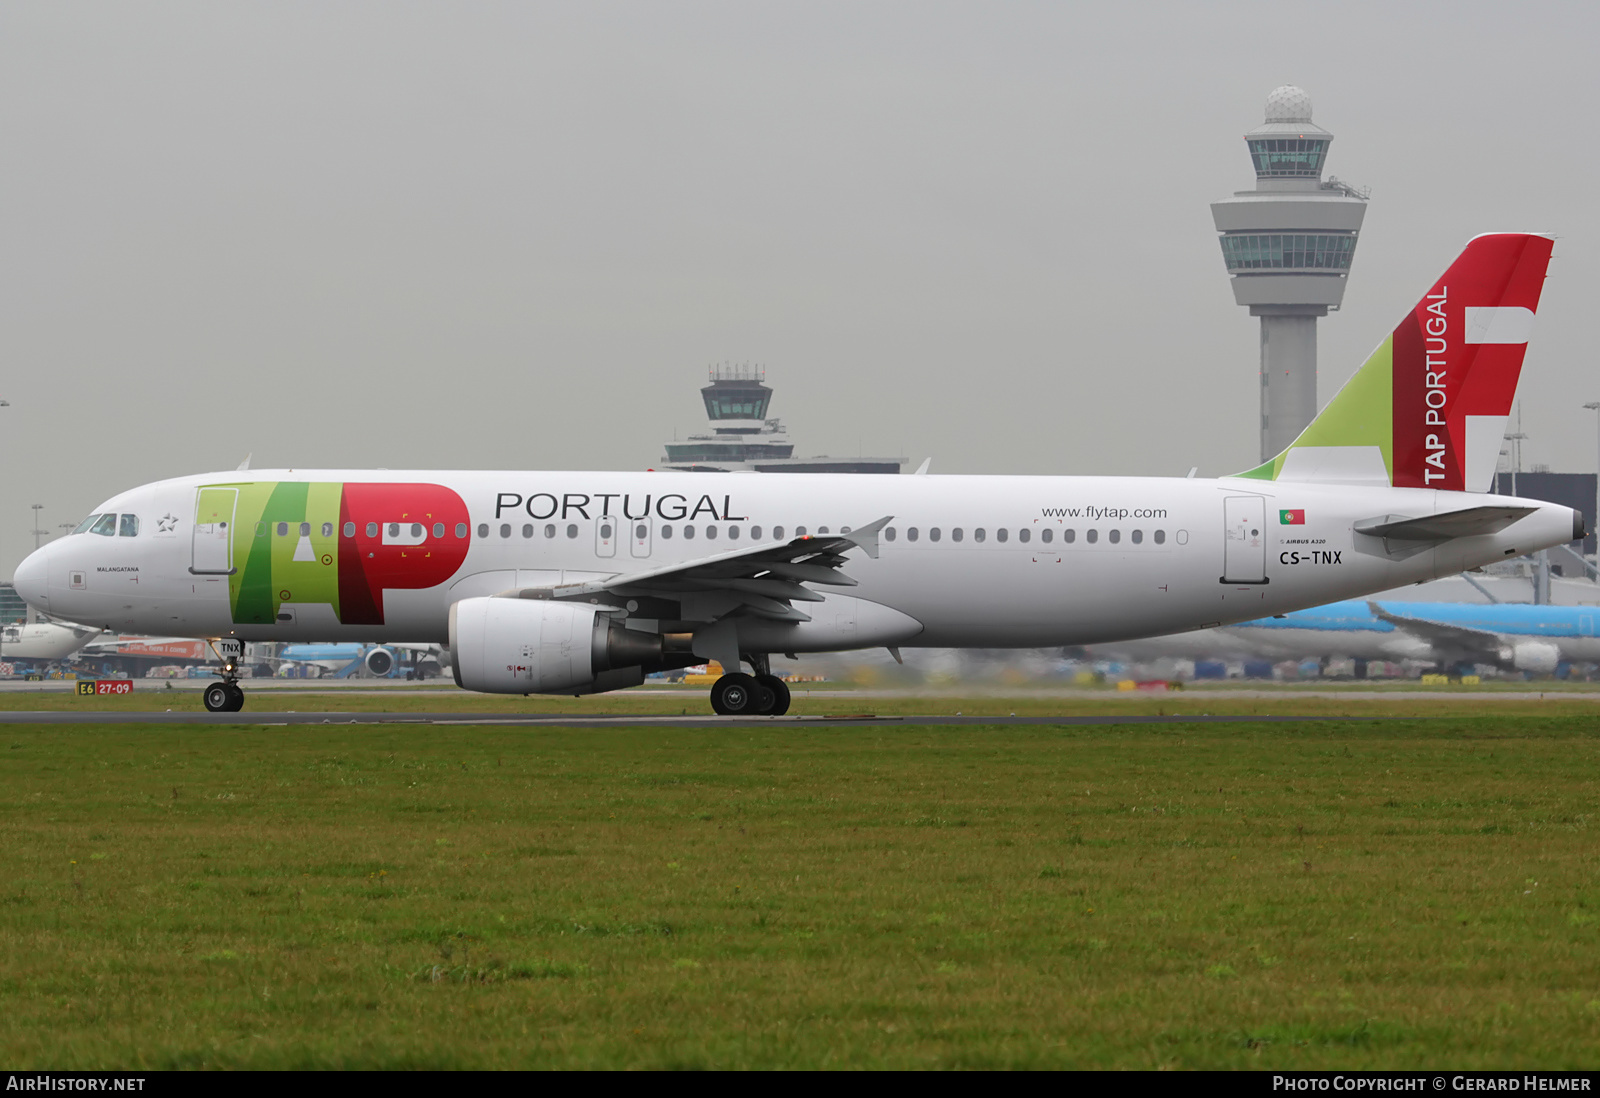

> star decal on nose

[{"left": 157, "top": 513, "right": 179, "bottom": 533}]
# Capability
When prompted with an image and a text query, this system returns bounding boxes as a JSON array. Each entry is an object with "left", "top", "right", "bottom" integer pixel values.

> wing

[
  {"left": 1365, "top": 601, "right": 1502, "bottom": 665},
  {"left": 498, "top": 516, "right": 893, "bottom": 625}
]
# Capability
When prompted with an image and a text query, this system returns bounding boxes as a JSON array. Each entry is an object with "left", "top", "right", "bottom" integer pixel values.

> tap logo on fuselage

[{"left": 199, "top": 481, "right": 471, "bottom": 627}]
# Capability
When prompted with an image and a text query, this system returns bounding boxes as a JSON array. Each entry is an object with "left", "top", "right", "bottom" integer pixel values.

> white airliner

[
  {"left": 0, "top": 619, "right": 101, "bottom": 664},
  {"left": 11, "top": 234, "right": 1582, "bottom": 715}
]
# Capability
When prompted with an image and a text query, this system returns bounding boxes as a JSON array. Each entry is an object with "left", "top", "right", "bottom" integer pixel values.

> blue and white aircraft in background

[
  {"left": 270, "top": 643, "right": 447, "bottom": 680},
  {"left": 1219, "top": 600, "right": 1600, "bottom": 675}
]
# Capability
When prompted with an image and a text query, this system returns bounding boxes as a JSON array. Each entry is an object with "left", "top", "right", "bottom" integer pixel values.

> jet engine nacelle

[
  {"left": 449, "top": 596, "right": 675, "bottom": 695},
  {"left": 364, "top": 646, "right": 395, "bottom": 677},
  {"left": 1510, "top": 640, "right": 1561, "bottom": 675}
]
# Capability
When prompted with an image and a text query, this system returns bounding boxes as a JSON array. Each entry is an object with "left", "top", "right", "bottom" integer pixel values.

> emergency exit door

[{"left": 1221, "top": 496, "right": 1267, "bottom": 584}]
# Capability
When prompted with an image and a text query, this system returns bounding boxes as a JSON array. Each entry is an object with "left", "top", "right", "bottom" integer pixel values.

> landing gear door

[
  {"left": 191, "top": 487, "right": 238, "bottom": 575},
  {"left": 595, "top": 517, "right": 618, "bottom": 558},
  {"left": 630, "top": 517, "right": 652, "bottom": 559},
  {"left": 1221, "top": 496, "right": 1267, "bottom": 584}
]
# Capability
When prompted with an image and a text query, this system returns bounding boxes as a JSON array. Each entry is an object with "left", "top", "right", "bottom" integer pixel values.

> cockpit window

[
  {"left": 74, "top": 514, "right": 101, "bottom": 535},
  {"left": 118, "top": 514, "right": 139, "bottom": 537},
  {"left": 89, "top": 514, "right": 118, "bottom": 537}
]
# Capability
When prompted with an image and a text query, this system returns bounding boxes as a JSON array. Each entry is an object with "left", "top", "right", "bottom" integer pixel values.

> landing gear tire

[
  {"left": 754, "top": 674, "right": 790, "bottom": 716},
  {"left": 203, "top": 682, "right": 245, "bottom": 713},
  {"left": 710, "top": 672, "right": 760, "bottom": 715}
]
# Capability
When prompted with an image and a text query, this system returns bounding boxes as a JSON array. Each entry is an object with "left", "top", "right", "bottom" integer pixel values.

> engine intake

[
  {"left": 363, "top": 646, "right": 394, "bottom": 677},
  {"left": 449, "top": 596, "right": 687, "bottom": 695}
]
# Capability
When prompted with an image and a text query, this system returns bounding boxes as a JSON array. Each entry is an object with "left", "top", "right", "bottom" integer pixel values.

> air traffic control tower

[{"left": 1212, "top": 86, "right": 1368, "bottom": 462}]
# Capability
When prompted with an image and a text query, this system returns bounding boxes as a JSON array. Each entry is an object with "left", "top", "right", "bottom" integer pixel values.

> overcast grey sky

[{"left": 2, "top": 1, "right": 1597, "bottom": 574}]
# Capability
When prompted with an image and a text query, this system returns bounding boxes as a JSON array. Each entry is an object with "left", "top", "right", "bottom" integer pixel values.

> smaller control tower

[
  {"left": 1212, "top": 86, "right": 1368, "bottom": 462},
  {"left": 661, "top": 366, "right": 905, "bottom": 473}
]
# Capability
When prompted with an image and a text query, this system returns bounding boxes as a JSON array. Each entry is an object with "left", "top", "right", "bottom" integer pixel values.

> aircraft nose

[{"left": 13, "top": 543, "right": 52, "bottom": 610}]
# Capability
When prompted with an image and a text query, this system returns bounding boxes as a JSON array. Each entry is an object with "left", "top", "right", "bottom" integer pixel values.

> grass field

[{"left": 5, "top": 705, "right": 1600, "bottom": 1068}]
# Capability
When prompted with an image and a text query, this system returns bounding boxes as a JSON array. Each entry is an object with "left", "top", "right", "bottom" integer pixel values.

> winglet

[
  {"left": 842, "top": 515, "right": 893, "bottom": 559},
  {"left": 237, "top": 453, "right": 252, "bottom": 471},
  {"left": 913, "top": 458, "right": 931, "bottom": 476}
]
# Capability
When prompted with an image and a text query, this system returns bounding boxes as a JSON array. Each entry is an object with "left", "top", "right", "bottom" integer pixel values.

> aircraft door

[
  {"left": 595, "top": 516, "right": 618, "bottom": 558},
  {"left": 1221, "top": 496, "right": 1267, "bottom": 584},
  {"left": 630, "top": 517, "right": 653, "bottom": 558},
  {"left": 191, "top": 487, "right": 238, "bottom": 575}
]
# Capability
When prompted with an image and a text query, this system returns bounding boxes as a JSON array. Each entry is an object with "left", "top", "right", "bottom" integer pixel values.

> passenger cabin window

[
  {"left": 545, "top": 524, "right": 556, "bottom": 538},
  {"left": 456, "top": 523, "right": 468, "bottom": 538},
  {"left": 1018, "top": 528, "right": 1030, "bottom": 543},
  {"left": 566, "top": 524, "right": 579, "bottom": 538},
  {"left": 90, "top": 514, "right": 117, "bottom": 537},
  {"left": 794, "top": 526, "right": 806, "bottom": 536},
  {"left": 119, "top": 514, "right": 139, "bottom": 537},
  {"left": 435, "top": 523, "right": 445, "bottom": 538},
  {"left": 952, "top": 528, "right": 963, "bottom": 542},
  {"left": 500, "top": 524, "right": 511, "bottom": 538},
  {"left": 477, "top": 524, "right": 489, "bottom": 538},
  {"left": 1131, "top": 529, "right": 1143, "bottom": 544},
  {"left": 1040, "top": 528, "right": 1052, "bottom": 543},
  {"left": 907, "top": 527, "right": 919, "bottom": 542},
  {"left": 750, "top": 525, "right": 762, "bottom": 539},
  {"left": 975, "top": 528, "right": 986, "bottom": 542},
  {"left": 344, "top": 522, "right": 356, "bottom": 537},
  {"left": 661, "top": 525, "right": 673, "bottom": 539},
  {"left": 705, "top": 526, "right": 717, "bottom": 540},
  {"left": 278, "top": 522, "right": 289, "bottom": 537},
  {"left": 885, "top": 527, "right": 897, "bottom": 541},
  {"left": 997, "top": 528, "right": 1008, "bottom": 543},
  {"left": 728, "top": 527, "right": 740, "bottom": 540},
  {"left": 1064, "top": 529, "right": 1076, "bottom": 543},
  {"left": 522, "top": 524, "right": 533, "bottom": 538},
  {"left": 1086, "top": 529, "right": 1099, "bottom": 543},
  {"left": 366, "top": 522, "right": 378, "bottom": 538},
  {"left": 817, "top": 526, "right": 829, "bottom": 535},
  {"left": 772, "top": 526, "right": 784, "bottom": 539},
  {"left": 299, "top": 522, "right": 310, "bottom": 537},
  {"left": 929, "top": 528, "right": 941, "bottom": 542},
  {"left": 1109, "top": 529, "right": 1121, "bottom": 544},
  {"left": 684, "top": 525, "right": 696, "bottom": 539},
  {"left": 322, "top": 522, "right": 334, "bottom": 538},
  {"left": 1154, "top": 530, "right": 1166, "bottom": 545},
  {"left": 412, "top": 523, "right": 424, "bottom": 538}
]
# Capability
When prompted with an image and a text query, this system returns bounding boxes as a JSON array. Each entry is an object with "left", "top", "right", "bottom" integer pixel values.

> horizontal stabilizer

[{"left": 1354, "top": 505, "right": 1536, "bottom": 542}]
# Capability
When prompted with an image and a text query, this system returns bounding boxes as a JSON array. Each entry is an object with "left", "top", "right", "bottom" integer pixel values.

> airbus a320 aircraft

[{"left": 11, "top": 234, "right": 1582, "bottom": 715}]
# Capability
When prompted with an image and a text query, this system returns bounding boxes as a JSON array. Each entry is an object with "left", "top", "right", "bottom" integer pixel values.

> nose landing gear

[
  {"left": 708, "top": 655, "right": 791, "bottom": 716},
  {"left": 203, "top": 639, "right": 246, "bottom": 713}
]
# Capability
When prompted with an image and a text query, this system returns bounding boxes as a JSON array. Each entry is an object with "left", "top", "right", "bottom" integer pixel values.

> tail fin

[{"left": 1237, "top": 232, "right": 1554, "bottom": 491}]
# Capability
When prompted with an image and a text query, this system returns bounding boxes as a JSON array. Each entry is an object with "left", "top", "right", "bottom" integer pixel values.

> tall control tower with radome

[{"left": 1212, "top": 86, "right": 1368, "bottom": 462}]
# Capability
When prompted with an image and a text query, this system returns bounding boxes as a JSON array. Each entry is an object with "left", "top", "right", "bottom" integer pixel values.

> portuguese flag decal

[{"left": 1279, "top": 509, "right": 1306, "bottom": 525}]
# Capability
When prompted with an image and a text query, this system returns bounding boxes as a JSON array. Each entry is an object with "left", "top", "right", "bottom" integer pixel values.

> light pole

[
  {"left": 30, "top": 505, "right": 44, "bottom": 552},
  {"left": 0, "top": 399, "right": 9, "bottom": 673},
  {"left": 1584, "top": 402, "right": 1600, "bottom": 586}
]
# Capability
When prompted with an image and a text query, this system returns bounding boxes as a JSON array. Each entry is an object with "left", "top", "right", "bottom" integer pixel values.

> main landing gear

[{"left": 709, "top": 655, "right": 791, "bottom": 716}]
